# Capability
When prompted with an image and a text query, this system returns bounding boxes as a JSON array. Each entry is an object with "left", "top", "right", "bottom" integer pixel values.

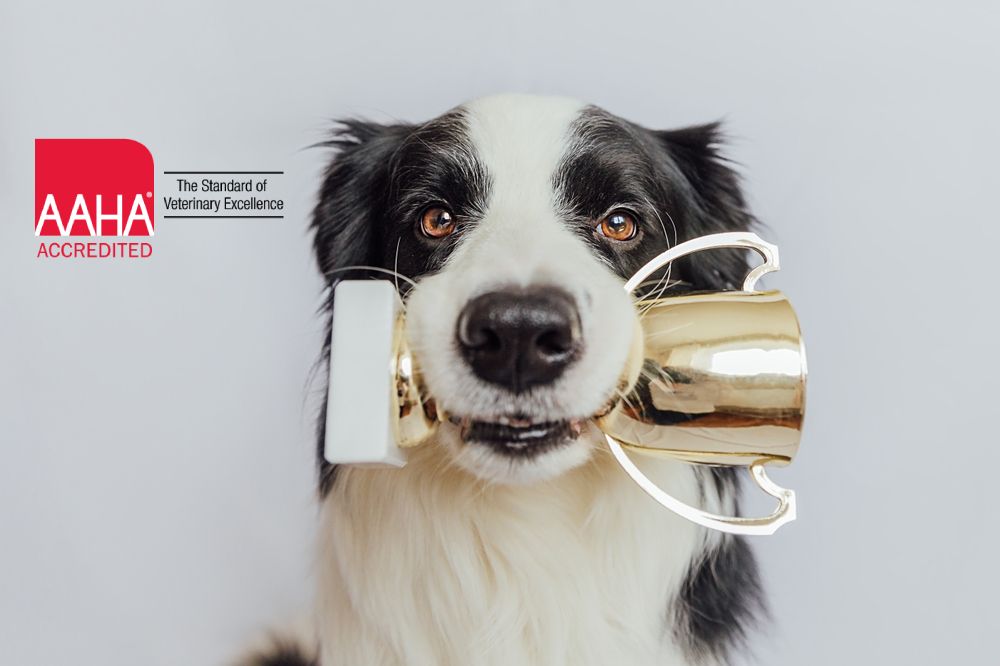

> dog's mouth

[{"left": 450, "top": 415, "right": 585, "bottom": 457}]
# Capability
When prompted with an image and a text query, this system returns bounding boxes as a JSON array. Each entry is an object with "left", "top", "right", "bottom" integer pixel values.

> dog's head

[{"left": 314, "top": 94, "right": 755, "bottom": 487}]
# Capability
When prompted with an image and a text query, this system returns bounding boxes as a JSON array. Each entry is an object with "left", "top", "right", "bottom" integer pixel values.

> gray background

[{"left": 2, "top": 1, "right": 998, "bottom": 664}]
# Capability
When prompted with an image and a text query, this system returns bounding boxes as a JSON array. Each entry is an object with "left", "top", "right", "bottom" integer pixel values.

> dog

[{"left": 246, "top": 94, "right": 764, "bottom": 666}]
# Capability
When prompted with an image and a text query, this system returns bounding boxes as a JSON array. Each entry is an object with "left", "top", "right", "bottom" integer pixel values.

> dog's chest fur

[{"left": 316, "top": 435, "right": 719, "bottom": 666}]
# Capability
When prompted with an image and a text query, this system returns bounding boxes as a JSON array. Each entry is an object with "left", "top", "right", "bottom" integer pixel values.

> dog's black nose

[{"left": 456, "top": 287, "right": 581, "bottom": 392}]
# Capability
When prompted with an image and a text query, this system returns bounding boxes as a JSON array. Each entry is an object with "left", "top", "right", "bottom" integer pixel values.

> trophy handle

[
  {"left": 605, "top": 434, "right": 796, "bottom": 535},
  {"left": 609, "top": 231, "right": 796, "bottom": 535},
  {"left": 623, "top": 231, "right": 780, "bottom": 293}
]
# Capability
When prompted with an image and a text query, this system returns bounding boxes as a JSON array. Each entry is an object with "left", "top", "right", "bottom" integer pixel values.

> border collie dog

[{"left": 252, "top": 94, "right": 764, "bottom": 666}]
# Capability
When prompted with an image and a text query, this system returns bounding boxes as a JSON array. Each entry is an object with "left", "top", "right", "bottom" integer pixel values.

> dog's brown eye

[
  {"left": 420, "top": 206, "right": 456, "bottom": 239},
  {"left": 598, "top": 210, "right": 638, "bottom": 241}
]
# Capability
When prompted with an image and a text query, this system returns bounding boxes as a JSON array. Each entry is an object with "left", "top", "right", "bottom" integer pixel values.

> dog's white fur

[
  {"left": 314, "top": 95, "right": 730, "bottom": 665},
  {"left": 318, "top": 438, "right": 719, "bottom": 666},
  {"left": 406, "top": 96, "right": 636, "bottom": 485}
]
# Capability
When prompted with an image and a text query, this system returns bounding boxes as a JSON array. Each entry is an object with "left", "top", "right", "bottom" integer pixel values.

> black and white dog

[{"left": 250, "top": 94, "right": 764, "bottom": 666}]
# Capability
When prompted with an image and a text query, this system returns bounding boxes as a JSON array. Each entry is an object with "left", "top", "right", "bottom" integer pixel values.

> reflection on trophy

[{"left": 600, "top": 289, "right": 805, "bottom": 468}]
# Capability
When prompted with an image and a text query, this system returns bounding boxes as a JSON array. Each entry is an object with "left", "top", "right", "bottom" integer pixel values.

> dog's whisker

[
  {"left": 614, "top": 388, "right": 640, "bottom": 414},
  {"left": 641, "top": 322, "right": 695, "bottom": 339},
  {"left": 635, "top": 365, "right": 675, "bottom": 391},
  {"left": 639, "top": 280, "right": 683, "bottom": 319},
  {"left": 635, "top": 278, "right": 684, "bottom": 311}
]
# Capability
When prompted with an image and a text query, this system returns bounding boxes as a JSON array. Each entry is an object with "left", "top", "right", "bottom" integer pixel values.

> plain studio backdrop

[{"left": 1, "top": 2, "right": 998, "bottom": 664}]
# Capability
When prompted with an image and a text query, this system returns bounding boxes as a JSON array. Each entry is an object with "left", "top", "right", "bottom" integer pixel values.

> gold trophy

[
  {"left": 596, "top": 233, "right": 805, "bottom": 535},
  {"left": 325, "top": 233, "right": 807, "bottom": 536}
]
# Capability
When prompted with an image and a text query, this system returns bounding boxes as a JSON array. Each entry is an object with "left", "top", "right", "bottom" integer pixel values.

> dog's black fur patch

[
  {"left": 311, "top": 110, "right": 489, "bottom": 494},
  {"left": 310, "top": 102, "right": 765, "bottom": 662},
  {"left": 244, "top": 641, "right": 317, "bottom": 666},
  {"left": 674, "top": 535, "right": 766, "bottom": 665},
  {"left": 555, "top": 107, "right": 756, "bottom": 292}
]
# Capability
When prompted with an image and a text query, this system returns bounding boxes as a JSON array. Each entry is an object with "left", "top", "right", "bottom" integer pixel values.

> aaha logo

[{"left": 35, "top": 138, "right": 155, "bottom": 259}]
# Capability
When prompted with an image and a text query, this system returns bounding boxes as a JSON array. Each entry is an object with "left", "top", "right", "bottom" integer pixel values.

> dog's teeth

[
  {"left": 509, "top": 417, "right": 532, "bottom": 427},
  {"left": 569, "top": 420, "right": 583, "bottom": 436}
]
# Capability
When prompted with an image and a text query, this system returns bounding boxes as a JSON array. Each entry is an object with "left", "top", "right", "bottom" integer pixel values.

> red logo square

[{"left": 35, "top": 139, "right": 154, "bottom": 237}]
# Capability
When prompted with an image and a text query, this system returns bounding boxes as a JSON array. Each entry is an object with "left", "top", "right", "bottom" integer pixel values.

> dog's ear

[
  {"left": 312, "top": 120, "right": 412, "bottom": 285},
  {"left": 311, "top": 120, "right": 411, "bottom": 495},
  {"left": 656, "top": 123, "right": 759, "bottom": 290}
]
